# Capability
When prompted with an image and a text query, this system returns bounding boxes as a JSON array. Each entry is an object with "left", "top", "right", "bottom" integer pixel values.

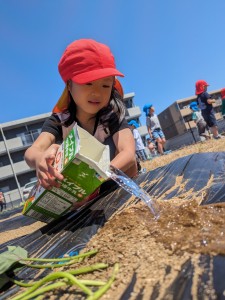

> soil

[
  {"left": 44, "top": 197, "right": 225, "bottom": 299},
  {"left": 1, "top": 138, "right": 225, "bottom": 299},
  {"left": 0, "top": 221, "right": 45, "bottom": 244}
]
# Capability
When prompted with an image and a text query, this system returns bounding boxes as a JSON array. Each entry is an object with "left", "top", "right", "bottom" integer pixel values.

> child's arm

[
  {"left": 111, "top": 128, "right": 137, "bottom": 177},
  {"left": 204, "top": 92, "right": 216, "bottom": 104},
  {"left": 24, "top": 132, "right": 64, "bottom": 189},
  {"left": 207, "top": 98, "right": 216, "bottom": 104}
]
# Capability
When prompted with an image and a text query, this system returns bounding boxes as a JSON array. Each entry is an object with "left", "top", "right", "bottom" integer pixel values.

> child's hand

[{"left": 36, "top": 144, "right": 64, "bottom": 189}]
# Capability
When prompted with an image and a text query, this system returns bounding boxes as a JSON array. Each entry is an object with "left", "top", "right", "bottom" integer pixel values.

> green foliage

[
  {"left": 0, "top": 246, "right": 28, "bottom": 289},
  {"left": 0, "top": 246, "right": 118, "bottom": 300}
]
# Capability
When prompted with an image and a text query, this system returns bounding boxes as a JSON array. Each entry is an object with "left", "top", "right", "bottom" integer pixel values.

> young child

[
  {"left": 146, "top": 138, "right": 157, "bottom": 156},
  {"left": 25, "top": 39, "right": 137, "bottom": 193},
  {"left": 195, "top": 80, "right": 221, "bottom": 139},
  {"left": 143, "top": 104, "right": 166, "bottom": 155},
  {"left": 189, "top": 101, "right": 210, "bottom": 140},
  {"left": 128, "top": 120, "right": 148, "bottom": 161}
]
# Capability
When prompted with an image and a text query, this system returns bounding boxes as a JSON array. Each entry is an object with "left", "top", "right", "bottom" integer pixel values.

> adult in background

[
  {"left": 143, "top": 104, "right": 166, "bottom": 155},
  {"left": 128, "top": 120, "right": 148, "bottom": 162},
  {"left": 195, "top": 80, "right": 221, "bottom": 139}
]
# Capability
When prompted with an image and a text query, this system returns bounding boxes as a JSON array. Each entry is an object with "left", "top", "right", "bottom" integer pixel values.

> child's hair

[{"left": 62, "top": 86, "right": 126, "bottom": 135}]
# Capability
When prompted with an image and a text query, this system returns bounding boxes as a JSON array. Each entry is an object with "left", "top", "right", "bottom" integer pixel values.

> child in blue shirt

[{"left": 189, "top": 101, "right": 210, "bottom": 140}]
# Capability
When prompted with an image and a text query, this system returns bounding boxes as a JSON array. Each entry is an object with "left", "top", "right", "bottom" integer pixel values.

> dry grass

[{"left": 142, "top": 138, "right": 225, "bottom": 172}]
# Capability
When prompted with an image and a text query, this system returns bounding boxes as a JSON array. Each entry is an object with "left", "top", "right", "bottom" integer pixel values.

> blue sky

[{"left": 1, "top": 0, "right": 225, "bottom": 126}]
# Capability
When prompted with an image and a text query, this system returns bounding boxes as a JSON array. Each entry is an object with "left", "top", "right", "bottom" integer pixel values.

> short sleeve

[
  {"left": 204, "top": 92, "right": 211, "bottom": 100},
  {"left": 42, "top": 114, "right": 63, "bottom": 144},
  {"left": 133, "top": 129, "right": 139, "bottom": 139},
  {"left": 109, "top": 117, "right": 129, "bottom": 135},
  {"left": 146, "top": 116, "right": 151, "bottom": 127}
]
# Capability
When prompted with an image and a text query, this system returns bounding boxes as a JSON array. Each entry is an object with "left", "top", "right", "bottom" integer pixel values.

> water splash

[{"left": 106, "top": 166, "right": 160, "bottom": 219}]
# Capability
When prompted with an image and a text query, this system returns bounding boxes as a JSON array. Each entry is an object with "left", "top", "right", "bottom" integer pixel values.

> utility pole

[{"left": 0, "top": 124, "right": 23, "bottom": 200}]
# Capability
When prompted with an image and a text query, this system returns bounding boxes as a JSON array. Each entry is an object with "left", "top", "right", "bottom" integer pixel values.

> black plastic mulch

[{"left": 1, "top": 152, "right": 225, "bottom": 299}]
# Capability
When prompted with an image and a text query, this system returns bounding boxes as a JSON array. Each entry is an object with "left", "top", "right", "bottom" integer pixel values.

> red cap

[
  {"left": 221, "top": 88, "right": 225, "bottom": 99},
  {"left": 195, "top": 80, "right": 209, "bottom": 95},
  {"left": 58, "top": 39, "right": 124, "bottom": 84}
]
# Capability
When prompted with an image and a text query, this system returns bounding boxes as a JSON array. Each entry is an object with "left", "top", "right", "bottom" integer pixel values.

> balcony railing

[
  {"left": 180, "top": 107, "right": 192, "bottom": 117},
  {"left": 0, "top": 132, "right": 40, "bottom": 154},
  {"left": 126, "top": 107, "right": 141, "bottom": 119},
  {"left": 0, "top": 160, "right": 31, "bottom": 180}
]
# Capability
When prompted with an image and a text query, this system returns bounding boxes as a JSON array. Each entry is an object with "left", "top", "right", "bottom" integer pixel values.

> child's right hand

[{"left": 36, "top": 144, "right": 64, "bottom": 189}]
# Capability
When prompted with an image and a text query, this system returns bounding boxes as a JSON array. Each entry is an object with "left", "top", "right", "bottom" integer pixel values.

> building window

[
  {"left": 125, "top": 98, "right": 133, "bottom": 109},
  {"left": 18, "top": 129, "right": 41, "bottom": 146}
]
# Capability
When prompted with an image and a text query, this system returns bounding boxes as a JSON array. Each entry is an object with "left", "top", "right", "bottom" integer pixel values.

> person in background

[
  {"left": 146, "top": 137, "right": 157, "bottom": 156},
  {"left": 220, "top": 88, "right": 225, "bottom": 119},
  {"left": 189, "top": 101, "right": 210, "bottom": 140},
  {"left": 195, "top": 80, "right": 221, "bottom": 139},
  {"left": 128, "top": 120, "right": 148, "bottom": 162},
  {"left": 25, "top": 39, "right": 137, "bottom": 199},
  {"left": 143, "top": 104, "right": 166, "bottom": 155},
  {"left": 0, "top": 192, "right": 5, "bottom": 212}
]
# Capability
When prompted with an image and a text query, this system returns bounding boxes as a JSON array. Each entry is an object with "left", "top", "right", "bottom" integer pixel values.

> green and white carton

[{"left": 23, "top": 124, "right": 110, "bottom": 223}]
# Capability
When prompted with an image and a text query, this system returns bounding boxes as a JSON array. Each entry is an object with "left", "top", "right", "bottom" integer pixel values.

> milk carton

[{"left": 22, "top": 124, "right": 110, "bottom": 223}]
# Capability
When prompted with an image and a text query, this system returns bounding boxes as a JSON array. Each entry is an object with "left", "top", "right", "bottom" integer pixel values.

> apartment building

[
  {"left": 158, "top": 88, "right": 223, "bottom": 140},
  {"left": 123, "top": 92, "right": 148, "bottom": 137},
  {"left": 0, "top": 92, "right": 147, "bottom": 205}
]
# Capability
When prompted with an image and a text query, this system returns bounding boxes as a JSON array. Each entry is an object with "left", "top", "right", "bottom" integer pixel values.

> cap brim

[{"left": 71, "top": 68, "right": 124, "bottom": 84}]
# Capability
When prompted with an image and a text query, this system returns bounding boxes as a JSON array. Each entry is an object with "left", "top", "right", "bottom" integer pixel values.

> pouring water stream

[{"left": 106, "top": 166, "right": 160, "bottom": 219}]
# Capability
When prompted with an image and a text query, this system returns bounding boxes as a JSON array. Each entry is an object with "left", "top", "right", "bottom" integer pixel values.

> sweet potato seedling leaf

[{"left": 0, "top": 246, "right": 28, "bottom": 275}]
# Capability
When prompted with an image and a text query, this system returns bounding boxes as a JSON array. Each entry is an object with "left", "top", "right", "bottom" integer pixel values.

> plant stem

[
  {"left": 15, "top": 282, "right": 67, "bottom": 300},
  {"left": 68, "top": 263, "right": 108, "bottom": 275},
  {"left": 21, "top": 258, "right": 82, "bottom": 269},
  {"left": 79, "top": 279, "right": 105, "bottom": 286},
  {"left": 11, "top": 277, "right": 106, "bottom": 287},
  {"left": 86, "top": 263, "right": 119, "bottom": 300},
  {"left": 21, "top": 249, "right": 98, "bottom": 262},
  {"left": 10, "top": 271, "right": 92, "bottom": 300},
  {"left": 10, "top": 278, "right": 33, "bottom": 287}
]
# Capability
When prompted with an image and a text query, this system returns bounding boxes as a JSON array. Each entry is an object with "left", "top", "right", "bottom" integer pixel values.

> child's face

[
  {"left": 69, "top": 76, "right": 114, "bottom": 117},
  {"left": 150, "top": 106, "right": 155, "bottom": 113},
  {"left": 204, "top": 85, "right": 208, "bottom": 92}
]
